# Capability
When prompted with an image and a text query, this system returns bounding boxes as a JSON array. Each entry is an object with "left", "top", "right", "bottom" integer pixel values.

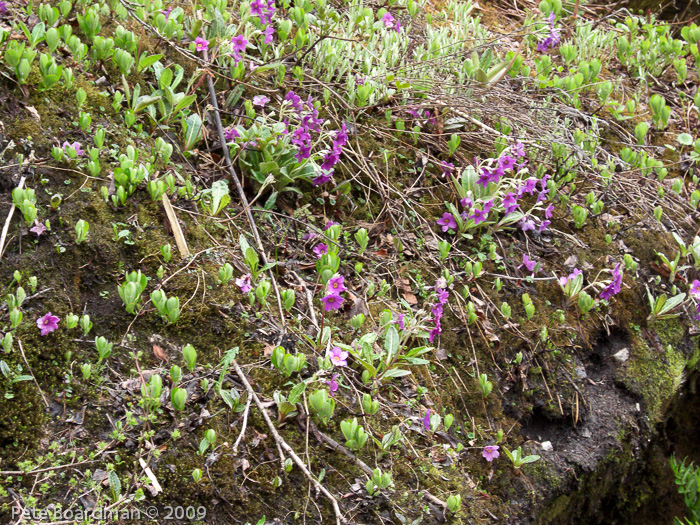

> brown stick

[
  {"left": 233, "top": 361, "right": 345, "bottom": 524},
  {"left": 17, "top": 339, "right": 49, "bottom": 408},
  {"left": 0, "top": 176, "right": 26, "bottom": 260}
]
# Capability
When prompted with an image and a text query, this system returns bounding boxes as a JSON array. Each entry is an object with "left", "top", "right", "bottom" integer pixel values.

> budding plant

[
  {"left": 503, "top": 446, "right": 541, "bottom": 469},
  {"left": 340, "top": 418, "right": 368, "bottom": 451}
]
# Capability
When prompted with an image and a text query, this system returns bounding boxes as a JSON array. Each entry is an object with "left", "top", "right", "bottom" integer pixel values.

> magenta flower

[
  {"left": 460, "top": 196, "right": 473, "bottom": 210},
  {"left": 559, "top": 268, "right": 582, "bottom": 287},
  {"left": 482, "top": 445, "right": 500, "bottom": 462},
  {"left": 498, "top": 155, "right": 516, "bottom": 171},
  {"left": 470, "top": 208, "right": 489, "bottom": 225},
  {"left": 0, "top": 2, "right": 7, "bottom": 14},
  {"left": 30, "top": 222, "right": 47, "bottom": 237},
  {"left": 62, "top": 141, "right": 84, "bottom": 157},
  {"left": 423, "top": 409, "right": 431, "bottom": 431},
  {"left": 324, "top": 220, "right": 339, "bottom": 230},
  {"left": 545, "top": 204, "right": 554, "bottom": 219},
  {"left": 519, "top": 254, "right": 537, "bottom": 273},
  {"left": 519, "top": 178, "right": 538, "bottom": 195},
  {"left": 600, "top": 263, "right": 623, "bottom": 300},
  {"left": 321, "top": 293, "right": 345, "bottom": 312},
  {"left": 437, "top": 213, "right": 457, "bottom": 232},
  {"left": 224, "top": 127, "right": 240, "bottom": 141},
  {"left": 194, "top": 37, "right": 209, "bottom": 52},
  {"left": 326, "top": 373, "right": 339, "bottom": 396},
  {"left": 313, "top": 244, "right": 328, "bottom": 258},
  {"left": 37, "top": 312, "right": 59, "bottom": 336},
  {"left": 381, "top": 12, "right": 395, "bottom": 28},
  {"left": 691, "top": 280, "right": 700, "bottom": 299},
  {"left": 329, "top": 347, "right": 348, "bottom": 367},
  {"left": 513, "top": 141, "right": 525, "bottom": 158},
  {"left": 395, "top": 313, "right": 405, "bottom": 330},
  {"left": 327, "top": 274, "right": 347, "bottom": 294},
  {"left": 161, "top": 7, "right": 172, "bottom": 19},
  {"left": 263, "top": 25, "right": 275, "bottom": 44},
  {"left": 502, "top": 193, "right": 519, "bottom": 215},
  {"left": 235, "top": 274, "right": 253, "bottom": 293},
  {"left": 231, "top": 34, "right": 248, "bottom": 53},
  {"left": 253, "top": 95, "right": 270, "bottom": 107},
  {"left": 519, "top": 218, "right": 536, "bottom": 232},
  {"left": 440, "top": 161, "right": 455, "bottom": 177}
]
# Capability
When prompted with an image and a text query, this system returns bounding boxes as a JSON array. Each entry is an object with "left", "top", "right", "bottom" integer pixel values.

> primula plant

[{"left": 3, "top": 0, "right": 700, "bottom": 522}]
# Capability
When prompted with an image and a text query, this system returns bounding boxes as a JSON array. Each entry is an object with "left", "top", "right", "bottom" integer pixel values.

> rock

[
  {"left": 613, "top": 348, "right": 630, "bottom": 363},
  {"left": 541, "top": 441, "right": 553, "bottom": 452}
]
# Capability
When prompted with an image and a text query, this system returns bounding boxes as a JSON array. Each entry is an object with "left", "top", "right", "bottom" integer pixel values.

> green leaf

[
  {"left": 134, "top": 95, "right": 161, "bottom": 114},
  {"left": 384, "top": 326, "right": 399, "bottom": 359},
  {"left": 172, "top": 94, "right": 197, "bottom": 116},
  {"left": 288, "top": 381, "right": 306, "bottom": 405},
  {"left": 678, "top": 133, "right": 694, "bottom": 146},
  {"left": 381, "top": 368, "right": 412, "bottom": 379},
  {"left": 183, "top": 113, "right": 203, "bottom": 151},
  {"left": 137, "top": 53, "right": 162, "bottom": 73}
]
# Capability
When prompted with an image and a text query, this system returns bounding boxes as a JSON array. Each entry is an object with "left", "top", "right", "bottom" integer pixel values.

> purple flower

[
  {"left": 250, "top": 0, "right": 265, "bottom": 18},
  {"left": 231, "top": 34, "right": 248, "bottom": 53},
  {"left": 482, "top": 445, "right": 500, "bottom": 462},
  {"left": 498, "top": 155, "right": 516, "bottom": 171},
  {"left": 460, "top": 196, "right": 473, "bottom": 210},
  {"left": 440, "top": 161, "right": 455, "bottom": 177},
  {"left": 37, "top": 312, "right": 59, "bottom": 336},
  {"left": 545, "top": 204, "right": 554, "bottom": 219},
  {"left": 62, "top": 141, "right": 84, "bottom": 157},
  {"left": 321, "top": 293, "right": 345, "bottom": 312},
  {"left": 437, "top": 213, "right": 457, "bottom": 232},
  {"left": 326, "top": 373, "right": 339, "bottom": 396},
  {"left": 30, "top": 222, "right": 47, "bottom": 237},
  {"left": 423, "top": 409, "right": 431, "bottom": 431},
  {"left": 429, "top": 320, "right": 442, "bottom": 342},
  {"left": 560, "top": 268, "right": 582, "bottom": 287},
  {"left": 691, "top": 280, "right": 700, "bottom": 299},
  {"left": 502, "top": 193, "right": 519, "bottom": 215},
  {"left": 470, "top": 208, "right": 489, "bottom": 225},
  {"left": 161, "top": 7, "right": 172, "bottom": 19},
  {"left": 481, "top": 199, "right": 494, "bottom": 214},
  {"left": 224, "top": 127, "right": 240, "bottom": 141},
  {"left": 478, "top": 167, "right": 502, "bottom": 188},
  {"left": 285, "top": 91, "right": 303, "bottom": 112},
  {"left": 194, "top": 37, "right": 209, "bottom": 52},
  {"left": 381, "top": 12, "right": 395, "bottom": 28},
  {"left": 235, "top": 274, "right": 253, "bottom": 293},
  {"left": 518, "top": 254, "right": 537, "bottom": 273},
  {"left": 329, "top": 346, "right": 348, "bottom": 366},
  {"left": 313, "top": 244, "right": 328, "bottom": 258},
  {"left": 600, "top": 263, "right": 623, "bottom": 300},
  {"left": 513, "top": 141, "right": 525, "bottom": 158},
  {"left": 395, "top": 313, "right": 405, "bottom": 330},
  {"left": 519, "top": 178, "right": 538, "bottom": 195},
  {"left": 519, "top": 218, "right": 536, "bottom": 232},
  {"left": 436, "top": 288, "right": 449, "bottom": 305},
  {"left": 327, "top": 274, "right": 347, "bottom": 294},
  {"left": 253, "top": 95, "right": 270, "bottom": 107},
  {"left": 324, "top": 220, "right": 339, "bottom": 230},
  {"left": 538, "top": 220, "right": 551, "bottom": 232},
  {"left": 312, "top": 172, "right": 332, "bottom": 186},
  {"left": 263, "top": 25, "right": 275, "bottom": 44}
]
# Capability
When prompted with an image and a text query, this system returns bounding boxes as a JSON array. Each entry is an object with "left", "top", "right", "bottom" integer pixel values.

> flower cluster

[
  {"left": 251, "top": 0, "right": 275, "bottom": 25},
  {"left": 428, "top": 278, "right": 450, "bottom": 342},
  {"left": 537, "top": 12, "right": 561, "bottom": 53},
  {"left": 314, "top": 124, "right": 349, "bottom": 186},
  {"left": 230, "top": 34, "right": 248, "bottom": 66},
  {"left": 381, "top": 12, "right": 401, "bottom": 32},
  {"left": 321, "top": 274, "right": 346, "bottom": 312},
  {"left": 284, "top": 90, "right": 349, "bottom": 186},
  {"left": 599, "top": 263, "right": 623, "bottom": 300},
  {"left": 519, "top": 253, "right": 540, "bottom": 274},
  {"left": 436, "top": 143, "right": 555, "bottom": 235}
]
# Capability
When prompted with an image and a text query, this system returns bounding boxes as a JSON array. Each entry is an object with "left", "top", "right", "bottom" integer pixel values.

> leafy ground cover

[{"left": 1, "top": 0, "right": 700, "bottom": 523}]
